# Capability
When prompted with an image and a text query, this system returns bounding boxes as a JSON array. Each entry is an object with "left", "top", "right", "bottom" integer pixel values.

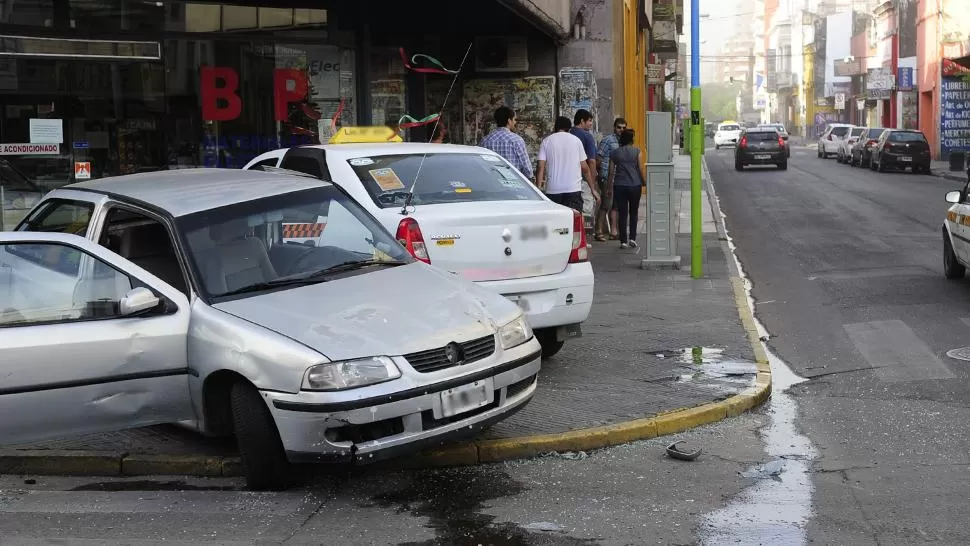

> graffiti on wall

[
  {"left": 462, "top": 77, "right": 556, "bottom": 159},
  {"left": 559, "top": 67, "right": 597, "bottom": 131}
]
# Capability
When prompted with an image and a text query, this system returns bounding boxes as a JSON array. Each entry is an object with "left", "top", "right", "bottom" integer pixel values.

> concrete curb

[{"left": 0, "top": 164, "right": 771, "bottom": 478}]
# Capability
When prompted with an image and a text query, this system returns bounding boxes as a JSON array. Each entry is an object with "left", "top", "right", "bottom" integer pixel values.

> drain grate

[{"left": 946, "top": 347, "right": 970, "bottom": 361}]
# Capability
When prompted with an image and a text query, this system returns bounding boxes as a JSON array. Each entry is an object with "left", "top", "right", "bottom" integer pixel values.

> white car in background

[
  {"left": 836, "top": 126, "right": 866, "bottom": 164},
  {"left": 713, "top": 122, "right": 742, "bottom": 149},
  {"left": 817, "top": 123, "right": 853, "bottom": 158},
  {"left": 244, "top": 133, "right": 594, "bottom": 359}
]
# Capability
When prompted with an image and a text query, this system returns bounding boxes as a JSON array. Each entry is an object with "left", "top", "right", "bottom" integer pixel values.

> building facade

[{"left": 917, "top": 0, "right": 970, "bottom": 160}]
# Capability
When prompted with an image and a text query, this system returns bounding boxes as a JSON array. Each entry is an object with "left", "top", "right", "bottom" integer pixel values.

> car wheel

[
  {"left": 877, "top": 159, "right": 887, "bottom": 173},
  {"left": 735, "top": 160, "right": 743, "bottom": 171},
  {"left": 230, "top": 381, "right": 291, "bottom": 491},
  {"left": 944, "top": 232, "right": 966, "bottom": 279},
  {"left": 778, "top": 161, "right": 788, "bottom": 170},
  {"left": 535, "top": 328, "right": 565, "bottom": 359},
  {"left": 715, "top": 144, "right": 720, "bottom": 150},
  {"left": 869, "top": 158, "right": 877, "bottom": 171}
]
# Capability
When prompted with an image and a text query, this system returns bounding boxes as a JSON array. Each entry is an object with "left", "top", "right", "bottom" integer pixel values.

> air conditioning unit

[{"left": 474, "top": 36, "right": 529, "bottom": 72}]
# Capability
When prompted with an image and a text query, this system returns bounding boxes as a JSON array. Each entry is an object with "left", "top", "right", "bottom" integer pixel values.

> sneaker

[
  {"left": 628, "top": 240, "right": 639, "bottom": 249},
  {"left": 620, "top": 242, "right": 629, "bottom": 249}
]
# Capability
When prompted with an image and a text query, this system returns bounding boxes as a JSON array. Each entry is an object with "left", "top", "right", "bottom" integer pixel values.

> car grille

[{"left": 404, "top": 334, "right": 496, "bottom": 373}]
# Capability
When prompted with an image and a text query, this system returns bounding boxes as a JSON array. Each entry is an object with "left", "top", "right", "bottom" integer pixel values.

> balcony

[{"left": 775, "top": 71, "right": 796, "bottom": 90}]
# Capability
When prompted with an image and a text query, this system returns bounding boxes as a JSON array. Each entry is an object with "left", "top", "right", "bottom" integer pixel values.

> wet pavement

[{"left": 710, "top": 143, "right": 970, "bottom": 544}]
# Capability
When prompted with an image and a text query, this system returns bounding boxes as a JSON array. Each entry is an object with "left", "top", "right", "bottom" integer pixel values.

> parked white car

[
  {"left": 837, "top": 126, "right": 866, "bottom": 163},
  {"left": 713, "top": 122, "right": 742, "bottom": 149},
  {"left": 817, "top": 123, "right": 853, "bottom": 158},
  {"left": 1, "top": 169, "right": 541, "bottom": 490},
  {"left": 244, "top": 137, "right": 594, "bottom": 359}
]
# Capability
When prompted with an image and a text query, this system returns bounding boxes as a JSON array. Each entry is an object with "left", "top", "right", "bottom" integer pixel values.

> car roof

[
  {"left": 294, "top": 142, "right": 502, "bottom": 158},
  {"left": 64, "top": 168, "right": 329, "bottom": 217}
]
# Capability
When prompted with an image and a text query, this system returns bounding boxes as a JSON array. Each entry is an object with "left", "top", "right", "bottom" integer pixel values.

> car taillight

[
  {"left": 568, "top": 210, "right": 588, "bottom": 263},
  {"left": 778, "top": 135, "right": 785, "bottom": 147},
  {"left": 739, "top": 136, "right": 748, "bottom": 147},
  {"left": 866, "top": 139, "right": 877, "bottom": 146},
  {"left": 396, "top": 217, "right": 430, "bottom": 264}
]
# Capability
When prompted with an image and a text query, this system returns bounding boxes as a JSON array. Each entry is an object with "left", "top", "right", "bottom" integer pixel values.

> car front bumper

[
  {"left": 264, "top": 341, "right": 542, "bottom": 464},
  {"left": 478, "top": 262, "right": 594, "bottom": 330}
]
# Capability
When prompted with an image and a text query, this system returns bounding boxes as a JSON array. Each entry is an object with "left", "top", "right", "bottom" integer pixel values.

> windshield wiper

[
  {"left": 308, "top": 258, "right": 409, "bottom": 277},
  {"left": 217, "top": 276, "right": 330, "bottom": 298}
]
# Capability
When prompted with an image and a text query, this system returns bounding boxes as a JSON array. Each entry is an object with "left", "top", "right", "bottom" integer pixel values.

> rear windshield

[
  {"left": 867, "top": 128, "right": 886, "bottom": 138},
  {"left": 719, "top": 125, "right": 740, "bottom": 131},
  {"left": 830, "top": 126, "right": 850, "bottom": 137},
  {"left": 849, "top": 127, "right": 865, "bottom": 137},
  {"left": 347, "top": 153, "right": 543, "bottom": 208},
  {"left": 746, "top": 131, "right": 780, "bottom": 141},
  {"left": 888, "top": 132, "right": 927, "bottom": 143}
]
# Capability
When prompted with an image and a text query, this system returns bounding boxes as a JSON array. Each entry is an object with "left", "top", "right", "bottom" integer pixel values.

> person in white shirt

[{"left": 536, "top": 116, "right": 600, "bottom": 212}]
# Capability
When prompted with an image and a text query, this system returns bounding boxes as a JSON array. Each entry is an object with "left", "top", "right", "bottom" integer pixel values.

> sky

[{"left": 681, "top": 0, "right": 747, "bottom": 84}]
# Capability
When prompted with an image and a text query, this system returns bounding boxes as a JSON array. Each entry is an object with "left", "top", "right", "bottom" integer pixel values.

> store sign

[
  {"left": 200, "top": 66, "right": 311, "bottom": 122},
  {"left": 940, "top": 76, "right": 970, "bottom": 155},
  {"left": 647, "top": 64, "right": 664, "bottom": 85},
  {"left": 0, "top": 142, "right": 58, "bottom": 155},
  {"left": 896, "top": 67, "right": 914, "bottom": 91},
  {"left": 834, "top": 93, "right": 846, "bottom": 110}
]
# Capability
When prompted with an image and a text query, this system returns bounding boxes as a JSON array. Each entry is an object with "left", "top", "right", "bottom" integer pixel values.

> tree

[{"left": 701, "top": 83, "right": 740, "bottom": 122}]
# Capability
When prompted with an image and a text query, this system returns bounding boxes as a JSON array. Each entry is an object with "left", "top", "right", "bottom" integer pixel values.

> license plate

[
  {"left": 754, "top": 154, "right": 771, "bottom": 159},
  {"left": 901, "top": 156, "right": 912, "bottom": 162},
  {"left": 520, "top": 225, "right": 548, "bottom": 240},
  {"left": 440, "top": 379, "right": 493, "bottom": 418}
]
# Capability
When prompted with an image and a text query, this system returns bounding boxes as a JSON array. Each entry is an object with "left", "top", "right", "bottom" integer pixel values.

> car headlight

[
  {"left": 302, "top": 356, "right": 401, "bottom": 391},
  {"left": 499, "top": 315, "right": 533, "bottom": 350}
]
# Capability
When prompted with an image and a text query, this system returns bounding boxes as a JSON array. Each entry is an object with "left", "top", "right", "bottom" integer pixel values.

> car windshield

[
  {"left": 849, "top": 128, "right": 865, "bottom": 137},
  {"left": 347, "top": 153, "right": 543, "bottom": 209},
  {"left": 177, "top": 186, "right": 412, "bottom": 300},
  {"left": 830, "top": 126, "right": 850, "bottom": 137},
  {"left": 746, "top": 131, "right": 780, "bottom": 141},
  {"left": 888, "top": 131, "right": 927, "bottom": 143},
  {"left": 720, "top": 125, "right": 740, "bottom": 131}
]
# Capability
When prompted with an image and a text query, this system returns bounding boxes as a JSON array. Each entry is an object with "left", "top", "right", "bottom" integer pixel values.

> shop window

[
  {"left": 369, "top": 48, "right": 407, "bottom": 137},
  {"left": 0, "top": 0, "right": 55, "bottom": 27},
  {"left": 176, "top": 4, "right": 327, "bottom": 33}
]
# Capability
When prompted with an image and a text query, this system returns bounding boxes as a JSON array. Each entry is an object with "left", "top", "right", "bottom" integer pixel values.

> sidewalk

[
  {"left": 1, "top": 156, "right": 769, "bottom": 477},
  {"left": 931, "top": 159, "right": 968, "bottom": 183}
]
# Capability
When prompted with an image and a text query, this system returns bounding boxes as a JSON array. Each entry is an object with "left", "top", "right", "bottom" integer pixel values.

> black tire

[
  {"left": 877, "top": 159, "right": 887, "bottom": 173},
  {"left": 535, "top": 328, "right": 565, "bottom": 359},
  {"left": 778, "top": 161, "right": 788, "bottom": 170},
  {"left": 230, "top": 381, "right": 290, "bottom": 491},
  {"left": 817, "top": 148, "right": 823, "bottom": 158},
  {"left": 735, "top": 160, "right": 743, "bottom": 171},
  {"left": 715, "top": 144, "right": 720, "bottom": 150},
  {"left": 870, "top": 158, "right": 877, "bottom": 171},
  {"left": 944, "top": 232, "right": 966, "bottom": 279}
]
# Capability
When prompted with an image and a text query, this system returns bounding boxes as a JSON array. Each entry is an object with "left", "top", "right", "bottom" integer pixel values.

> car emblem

[
  {"left": 553, "top": 228, "right": 569, "bottom": 235},
  {"left": 430, "top": 234, "right": 460, "bottom": 240},
  {"left": 444, "top": 342, "right": 463, "bottom": 365},
  {"left": 505, "top": 247, "right": 512, "bottom": 256}
]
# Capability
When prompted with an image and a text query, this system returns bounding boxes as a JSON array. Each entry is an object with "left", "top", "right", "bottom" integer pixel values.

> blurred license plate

[
  {"left": 520, "top": 225, "right": 548, "bottom": 240},
  {"left": 440, "top": 379, "right": 493, "bottom": 417},
  {"left": 901, "top": 156, "right": 912, "bottom": 162},
  {"left": 754, "top": 154, "right": 770, "bottom": 159}
]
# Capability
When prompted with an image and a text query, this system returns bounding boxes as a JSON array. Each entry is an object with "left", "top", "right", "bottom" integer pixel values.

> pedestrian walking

[
  {"left": 536, "top": 116, "right": 600, "bottom": 213},
  {"left": 479, "top": 106, "right": 533, "bottom": 179},
  {"left": 608, "top": 128, "right": 645, "bottom": 249},
  {"left": 594, "top": 117, "right": 626, "bottom": 241}
]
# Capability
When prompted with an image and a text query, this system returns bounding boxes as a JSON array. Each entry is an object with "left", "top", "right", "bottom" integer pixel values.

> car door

[
  {"left": 949, "top": 182, "right": 970, "bottom": 263},
  {"left": 0, "top": 231, "right": 195, "bottom": 445}
]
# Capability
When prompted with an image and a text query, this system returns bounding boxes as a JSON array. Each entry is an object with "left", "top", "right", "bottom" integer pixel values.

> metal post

[
  {"left": 690, "top": 0, "right": 703, "bottom": 278},
  {"left": 0, "top": 185, "right": 6, "bottom": 232}
]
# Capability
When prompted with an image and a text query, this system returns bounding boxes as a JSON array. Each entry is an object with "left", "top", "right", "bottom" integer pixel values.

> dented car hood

[{"left": 212, "top": 263, "right": 518, "bottom": 361}]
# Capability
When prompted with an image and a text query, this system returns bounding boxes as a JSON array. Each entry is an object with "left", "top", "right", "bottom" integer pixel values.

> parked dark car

[
  {"left": 735, "top": 128, "right": 788, "bottom": 171},
  {"left": 870, "top": 129, "right": 931, "bottom": 173},
  {"left": 849, "top": 127, "right": 886, "bottom": 168}
]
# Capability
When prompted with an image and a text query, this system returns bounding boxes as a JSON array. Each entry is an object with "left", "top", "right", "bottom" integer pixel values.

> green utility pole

[{"left": 689, "top": 0, "right": 703, "bottom": 278}]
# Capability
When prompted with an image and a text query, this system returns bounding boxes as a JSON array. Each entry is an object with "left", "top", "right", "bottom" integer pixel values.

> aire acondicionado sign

[{"left": 0, "top": 143, "right": 59, "bottom": 156}]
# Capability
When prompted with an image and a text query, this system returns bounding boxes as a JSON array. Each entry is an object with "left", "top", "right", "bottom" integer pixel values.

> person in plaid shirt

[
  {"left": 594, "top": 117, "right": 626, "bottom": 240},
  {"left": 480, "top": 106, "right": 534, "bottom": 179}
]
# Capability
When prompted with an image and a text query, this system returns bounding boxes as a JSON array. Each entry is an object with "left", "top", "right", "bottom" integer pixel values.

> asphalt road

[{"left": 709, "top": 142, "right": 970, "bottom": 545}]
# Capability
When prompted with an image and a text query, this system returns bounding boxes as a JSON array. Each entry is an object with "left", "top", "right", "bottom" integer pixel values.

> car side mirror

[
  {"left": 120, "top": 286, "right": 161, "bottom": 316},
  {"left": 946, "top": 191, "right": 961, "bottom": 204}
]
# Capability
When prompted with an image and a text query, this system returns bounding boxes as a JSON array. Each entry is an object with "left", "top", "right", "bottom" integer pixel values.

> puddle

[
  {"left": 698, "top": 187, "right": 818, "bottom": 546},
  {"left": 365, "top": 466, "right": 598, "bottom": 545}
]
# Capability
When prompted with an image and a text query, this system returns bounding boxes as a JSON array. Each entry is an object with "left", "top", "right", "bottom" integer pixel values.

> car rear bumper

[
  {"left": 266, "top": 342, "right": 542, "bottom": 464},
  {"left": 881, "top": 151, "right": 930, "bottom": 167},
  {"left": 739, "top": 151, "right": 786, "bottom": 164},
  {"left": 477, "top": 262, "right": 594, "bottom": 329}
]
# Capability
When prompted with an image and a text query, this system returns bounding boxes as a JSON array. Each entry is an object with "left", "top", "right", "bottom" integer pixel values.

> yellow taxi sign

[{"left": 329, "top": 126, "right": 403, "bottom": 144}]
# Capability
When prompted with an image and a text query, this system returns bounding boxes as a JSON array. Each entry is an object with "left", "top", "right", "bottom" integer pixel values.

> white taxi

[
  {"left": 943, "top": 179, "right": 970, "bottom": 280},
  {"left": 243, "top": 127, "right": 594, "bottom": 358},
  {"left": 713, "top": 122, "right": 742, "bottom": 150}
]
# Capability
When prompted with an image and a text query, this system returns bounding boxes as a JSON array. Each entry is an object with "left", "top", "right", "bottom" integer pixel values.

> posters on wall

[
  {"left": 462, "top": 77, "right": 556, "bottom": 161},
  {"left": 900, "top": 91, "right": 919, "bottom": 130},
  {"left": 940, "top": 75, "right": 970, "bottom": 155},
  {"left": 559, "top": 68, "right": 596, "bottom": 131}
]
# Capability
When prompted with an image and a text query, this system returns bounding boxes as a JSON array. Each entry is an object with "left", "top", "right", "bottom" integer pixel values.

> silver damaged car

[{"left": 0, "top": 169, "right": 541, "bottom": 489}]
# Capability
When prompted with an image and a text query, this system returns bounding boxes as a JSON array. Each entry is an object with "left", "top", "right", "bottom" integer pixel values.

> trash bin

[{"left": 950, "top": 151, "right": 966, "bottom": 172}]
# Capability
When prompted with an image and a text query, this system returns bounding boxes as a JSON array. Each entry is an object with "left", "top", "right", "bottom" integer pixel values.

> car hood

[{"left": 213, "top": 263, "right": 520, "bottom": 361}]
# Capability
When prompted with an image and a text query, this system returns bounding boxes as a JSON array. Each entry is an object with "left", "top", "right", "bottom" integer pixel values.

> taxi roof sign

[{"left": 329, "top": 126, "right": 403, "bottom": 144}]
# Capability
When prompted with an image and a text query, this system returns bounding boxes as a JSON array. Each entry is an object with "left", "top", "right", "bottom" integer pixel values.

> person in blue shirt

[{"left": 594, "top": 117, "right": 626, "bottom": 240}]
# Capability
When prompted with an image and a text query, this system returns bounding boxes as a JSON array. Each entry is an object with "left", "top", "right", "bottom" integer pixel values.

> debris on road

[{"left": 666, "top": 441, "right": 702, "bottom": 461}]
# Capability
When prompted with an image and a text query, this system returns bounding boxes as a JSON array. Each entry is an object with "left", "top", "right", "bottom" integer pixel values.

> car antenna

[{"left": 401, "top": 42, "right": 473, "bottom": 216}]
